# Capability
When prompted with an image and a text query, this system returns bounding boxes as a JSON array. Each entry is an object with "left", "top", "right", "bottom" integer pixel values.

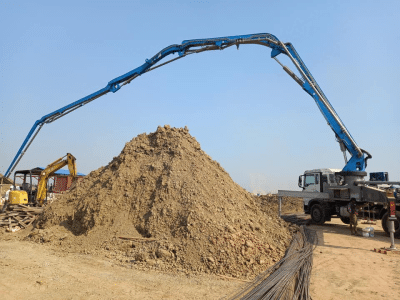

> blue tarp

[{"left": 38, "top": 167, "right": 85, "bottom": 176}]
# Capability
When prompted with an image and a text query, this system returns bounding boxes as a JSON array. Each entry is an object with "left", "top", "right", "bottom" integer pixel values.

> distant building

[{"left": 40, "top": 168, "right": 85, "bottom": 193}]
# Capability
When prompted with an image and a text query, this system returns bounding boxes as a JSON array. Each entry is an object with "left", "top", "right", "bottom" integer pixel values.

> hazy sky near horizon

[{"left": 1, "top": 0, "right": 399, "bottom": 193}]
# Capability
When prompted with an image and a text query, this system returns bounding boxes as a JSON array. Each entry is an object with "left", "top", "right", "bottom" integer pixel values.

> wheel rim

[{"left": 312, "top": 208, "right": 321, "bottom": 222}]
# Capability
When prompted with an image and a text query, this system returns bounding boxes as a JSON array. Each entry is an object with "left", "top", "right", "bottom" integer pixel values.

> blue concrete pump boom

[{"left": 4, "top": 32, "right": 371, "bottom": 178}]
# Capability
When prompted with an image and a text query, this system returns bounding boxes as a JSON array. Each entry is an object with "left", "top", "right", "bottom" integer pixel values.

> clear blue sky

[{"left": 1, "top": 0, "right": 399, "bottom": 193}]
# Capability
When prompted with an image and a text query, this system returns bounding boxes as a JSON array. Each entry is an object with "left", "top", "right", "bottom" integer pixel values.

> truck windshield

[{"left": 305, "top": 175, "right": 316, "bottom": 186}]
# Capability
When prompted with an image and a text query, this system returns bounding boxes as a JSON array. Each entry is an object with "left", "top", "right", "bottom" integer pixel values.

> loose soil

[
  {"left": 258, "top": 194, "right": 303, "bottom": 215},
  {"left": 31, "top": 126, "right": 295, "bottom": 279},
  {"left": 1, "top": 217, "right": 399, "bottom": 299}
]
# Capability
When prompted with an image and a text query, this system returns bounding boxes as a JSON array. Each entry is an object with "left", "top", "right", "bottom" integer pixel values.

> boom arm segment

[
  {"left": 271, "top": 42, "right": 371, "bottom": 171},
  {"left": 5, "top": 33, "right": 369, "bottom": 177},
  {"left": 5, "top": 33, "right": 282, "bottom": 177},
  {"left": 36, "top": 153, "right": 76, "bottom": 204}
]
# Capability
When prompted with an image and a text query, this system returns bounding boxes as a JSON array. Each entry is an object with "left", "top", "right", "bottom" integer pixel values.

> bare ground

[
  {"left": 0, "top": 237, "right": 239, "bottom": 300},
  {"left": 0, "top": 215, "right": 399, "bottom": 299},
  {"left": 309, "top": 217, "right": 400, "bottom": 300}
]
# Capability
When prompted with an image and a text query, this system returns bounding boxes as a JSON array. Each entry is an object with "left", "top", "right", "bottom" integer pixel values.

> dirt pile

[
  {"left": 257, "top": 194, "right": 304, "bottom": 214},
  {"left": 35, "top": 125, "right": 295, "bottom": 278}
]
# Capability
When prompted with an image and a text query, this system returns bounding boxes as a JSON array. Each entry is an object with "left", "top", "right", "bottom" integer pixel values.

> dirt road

[
  {"left": 309, "top": 217, "right": 400, "bottom": 300},
  {"left": 0, "top": 216, "right": 399, "bottom": 299}
]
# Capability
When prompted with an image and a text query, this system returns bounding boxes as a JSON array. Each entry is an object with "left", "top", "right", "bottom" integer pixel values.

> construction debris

[
  {"left": 0, "top": 204, "right": 43, "bottom": 232},
  {"left": 373, "top": 247, "right": 400, "bottom": 255}
]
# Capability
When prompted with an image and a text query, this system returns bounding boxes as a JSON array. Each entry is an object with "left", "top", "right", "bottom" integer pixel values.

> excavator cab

[{"left": 11, "top": 168, "right": 43, "bottom": 205}]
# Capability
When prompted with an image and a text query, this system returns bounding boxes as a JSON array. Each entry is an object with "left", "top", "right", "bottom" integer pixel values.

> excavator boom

[{"left": 36, "top": 153, "right": 76, "bottom": 205}]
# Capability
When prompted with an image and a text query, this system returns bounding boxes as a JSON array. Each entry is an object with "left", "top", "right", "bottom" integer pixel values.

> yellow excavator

[{"left": 8, "top": 153, "right": 77, "bottom": 207}]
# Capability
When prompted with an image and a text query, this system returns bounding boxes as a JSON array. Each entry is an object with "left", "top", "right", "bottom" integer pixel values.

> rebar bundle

[{"left": 229, "top": 226, "right": 316, "bottom": 300}]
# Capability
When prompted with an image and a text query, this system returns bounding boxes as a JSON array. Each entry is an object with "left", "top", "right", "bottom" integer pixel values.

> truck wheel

[
  {"left": 340, "top": 216, "right": 350, "bottom": 224},
  {"left": 381, "top": 212, "right": 400, "bottom": 238},
  {"left": 311, "top": 204, "right": 326, "bottom": 225}
]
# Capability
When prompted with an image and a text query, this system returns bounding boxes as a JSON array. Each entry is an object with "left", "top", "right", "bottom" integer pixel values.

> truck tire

[
  {"left": 340, "top": 216, "right": 350, "bottom": 224},
  {"left": 381, "top": 212, "right": 400, "bottom": 238},
  {"left": 311, "top": 204, "right": 326, "bottom": 225}
]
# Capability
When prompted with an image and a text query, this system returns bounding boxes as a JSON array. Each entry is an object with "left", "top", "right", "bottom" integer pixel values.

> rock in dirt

[{"left": 156, "top": 248, "right": 173, "bottom": 259}]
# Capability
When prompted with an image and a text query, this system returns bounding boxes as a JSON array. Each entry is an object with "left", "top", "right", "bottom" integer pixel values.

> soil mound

[
  {"left": 258, "top": 194, "right": 304, "bottom": 214},
  {"left": 36, "top": 125, "right": 295, "bottom": 278}
]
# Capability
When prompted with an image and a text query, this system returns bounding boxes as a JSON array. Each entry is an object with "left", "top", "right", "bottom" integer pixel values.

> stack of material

[
  {"left": 0, "top": 204, "right": 43, "bottom": 232},
  {"left": 0, "top": 173, "right": 14, "bottom": 184},
  {"left": 0, "top": 173, "right": 14, "bottom": 200}
]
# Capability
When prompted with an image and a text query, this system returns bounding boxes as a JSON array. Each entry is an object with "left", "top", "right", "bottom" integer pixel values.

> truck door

[{"left": 303, "top": 173, "right": 321, "bottom": 192}]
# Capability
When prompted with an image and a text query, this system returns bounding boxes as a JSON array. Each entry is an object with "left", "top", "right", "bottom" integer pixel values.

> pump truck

[
  {"left": 296, "top": 168, "right": 400, "bottom": 237},
  {"left": 3, "top": 33, "right": 399, "bottom": 235}
]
